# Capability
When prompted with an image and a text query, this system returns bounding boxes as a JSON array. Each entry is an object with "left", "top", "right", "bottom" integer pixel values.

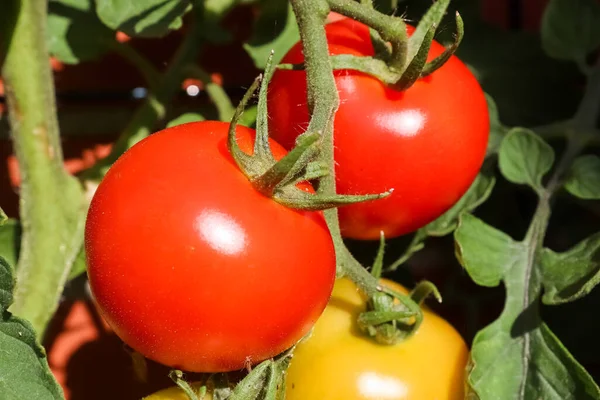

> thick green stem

[
  {"left": 290, "top": 0, "right": 380, "bottom": 297},
  {"left": 80, "top": 7, "right": 206, "bottom": 182},
  {"left": 2, "top": 0, "right": 85, "bottom": 335},
  {"left": 519, "top": 63, "right": 600, "bottom": 343}
]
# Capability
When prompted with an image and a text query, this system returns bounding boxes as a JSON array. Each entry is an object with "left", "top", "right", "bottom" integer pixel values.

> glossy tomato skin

[
  {"left": 268, "top": 19, "right": 489, "bottom": 240},
  {"left": 85, "top": 121, "right": 336, "bottom": 372},
  {"left": 285, "top": 278, "right": 469, "bottom": 399}
]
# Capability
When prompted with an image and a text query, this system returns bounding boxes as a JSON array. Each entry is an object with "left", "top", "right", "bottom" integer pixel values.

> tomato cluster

[
  {"left": 86, "top": 14, "right": 487, "bottom": 400},
  {"left": 268, "top": 19, "right": 489, "bottom": 240}
]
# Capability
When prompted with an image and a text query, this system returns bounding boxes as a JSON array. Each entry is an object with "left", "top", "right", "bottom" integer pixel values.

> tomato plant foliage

[
  {"left": 455, "top": 12, "right": 600, "bottom": 393},
  {"left": 0, "top": 213, "right": 63, "bottom": 400},
  {"left": 2, "top": 0, "right": 600, "bottom": 399}
]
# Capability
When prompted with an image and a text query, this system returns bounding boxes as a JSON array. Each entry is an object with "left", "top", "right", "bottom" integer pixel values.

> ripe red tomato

[
  {"left": 85, "top": 121, "right": 336, "bottom": 372},
  {"left": 267, "top": 19, "right": 489, "bottom": 240}
]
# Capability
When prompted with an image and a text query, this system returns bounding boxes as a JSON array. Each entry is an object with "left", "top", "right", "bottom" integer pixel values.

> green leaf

[
  {"left": 202, "top": 0, "right": 238, "bottom": 43},
  {"left": 541, "top": 231, "right": 600, "bottom": 304},
  {"left": 425, "top": 173, "right": 496, "bottom": 237},
  {"left": 67, "top": 246, "right": 87, "bottom": 281},
  {"left": 166, "top": 112, "right": 206, "bottom": 128},
  {"left": 485, "top": 94, "right": 507, "bottom": 156},
  {"left": 541, "top": 0, "right": 600, "bottom": 65},
  {"left": 469, "top": 321, "right": 600, "bottom": 399},
  {"left": 0, "top": 257, "right": 14, "bottom": 312},
  {"left": 407, "top": 0, "right": 449, "bottom": 66},
  {"left": 47, "top": 0, "right": 115, "bottom": 64},
  {"left": 0, "top": 219, "right": 21, "bottom": 269},
  {"left": 455, "top": 213, "right": 521, "bottom": 288},
  {"left": 0, "top": 316, "right": 65, "bottom": 399},
  {"left": 455, "top": 214, "right": 600, "bottom": 399},
  {"left": 498, "top": 128, "right": 555, "bottom": 192},
  {"left": 564, "top": 155, "right": 600, "bottom": 200},
  {"left": 0, "top": 258, "right": 64, "bottom": 399},
  {"left": 0, "top": 208, "right": 7, "bottom": 225},
  {"left": 95, "top": 0, "right": 190, "bottom": 38},
  {"left": 243, "top": 0, "right": 299, "bottom": 69}
]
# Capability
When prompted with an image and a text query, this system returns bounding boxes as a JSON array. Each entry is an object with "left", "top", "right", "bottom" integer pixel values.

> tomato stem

[
  {"left": 327, "top": 0, "right": 408, "bottom": 71},
  {"left": 289, "top": 0, "right": 387, "bottom": 298},
  {"left": 2, "top": 0, "right": 85, "bottom": 335}
]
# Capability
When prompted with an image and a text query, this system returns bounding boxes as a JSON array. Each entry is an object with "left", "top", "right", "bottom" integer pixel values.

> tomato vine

[{"left": 1, "top": 0, "right": 600, "bottom": 399}]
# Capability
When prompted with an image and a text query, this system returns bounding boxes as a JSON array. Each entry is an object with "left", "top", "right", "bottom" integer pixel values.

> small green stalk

[
  {"left": 2, "top": 0, "right": 85, "bottom": 335},
  {"left": 328, "top": 0, "right": 408, "bottom": 70}
]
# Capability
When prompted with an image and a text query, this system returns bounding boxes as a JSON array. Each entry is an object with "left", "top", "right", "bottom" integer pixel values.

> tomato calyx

[
  {"left": 168, "top": 347, "right": 294, "bottom": 400},
  {"left": 281, "top": 0, "right": 464, "bottom": 90},
  {"left": 357, "top": 233, "right": 443, "bottom": 345},
  {"left": 228, "top": 53, "right": 391, "bottom": 211}
]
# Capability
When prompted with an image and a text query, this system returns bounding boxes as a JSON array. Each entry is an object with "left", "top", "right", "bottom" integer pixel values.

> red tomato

[
  {"left": 85, "top": 121, "right": 336, "bottom": 372},
  {"left": 267, "top": 19, "right": 489, "bottom": 240}
]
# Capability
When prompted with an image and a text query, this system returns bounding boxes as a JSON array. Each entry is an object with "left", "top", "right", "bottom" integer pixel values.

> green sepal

[
  {"left": 229, "top": 56, "right": 392, "bottom": 212},
  {"left": 358, "top": 285, "right": 423, "bottom": 345},
  {"left": 169, "top": 370, "right": 200, "bottom": 400},
  {"left": 228, "top": 348, "right": 293, "bottom": 400},
  {"left": 358, "top": 309, "right": 416, "bottom": 328},
  {"left": 252, "top": 132, "right": 321, "bottom": 196},
  {"left": 228, "top": 76, "right": 263, "bottom": 178},
  {"left": 421, "top": 11, "right": 464, "bottom": 78},
  {"left": 405, "top": 0, "right": 450, "bottom": 66},
  {"left": 410, "top": 281, "right": 442, "bottom": 305},
  {"left": 254, "top": 51, "right": 277, "bottom": 163},
  {"left": 328, "top": 54, "right": 397, "bottom": 84},
  {"left": 396, "top": 24, "right": 435, "bottom": 90},
  {"left": 274, "top": 187, "right": 391, "bottom": 211}
]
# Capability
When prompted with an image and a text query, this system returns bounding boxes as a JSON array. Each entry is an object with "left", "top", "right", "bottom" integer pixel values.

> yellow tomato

[
  {"left": 285, "top": 278, "right": 468, "bottom": 400},
  {"left": 143, "top": 382, "right": 212, "bottom": 400}
]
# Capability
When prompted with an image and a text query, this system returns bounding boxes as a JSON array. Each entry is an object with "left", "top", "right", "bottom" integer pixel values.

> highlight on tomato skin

[
  {"left": 284, "top": 278, "right": 469, "bottom": 400},
  {"left": 267, "top": 18, "right": 490, "bottom": 240},
  {"left": 84, "top": 121, "right": 337, "bottom": 373}
]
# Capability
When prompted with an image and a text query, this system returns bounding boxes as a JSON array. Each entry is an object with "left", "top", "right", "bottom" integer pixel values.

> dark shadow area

[{"left": 510, "top": 297, "right": 542, "bottom": 338}]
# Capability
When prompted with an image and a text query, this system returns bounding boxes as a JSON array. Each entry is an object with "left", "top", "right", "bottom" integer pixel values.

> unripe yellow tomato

[{"left": 285, "top": 278, "right": 469, "bottom": 400}]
